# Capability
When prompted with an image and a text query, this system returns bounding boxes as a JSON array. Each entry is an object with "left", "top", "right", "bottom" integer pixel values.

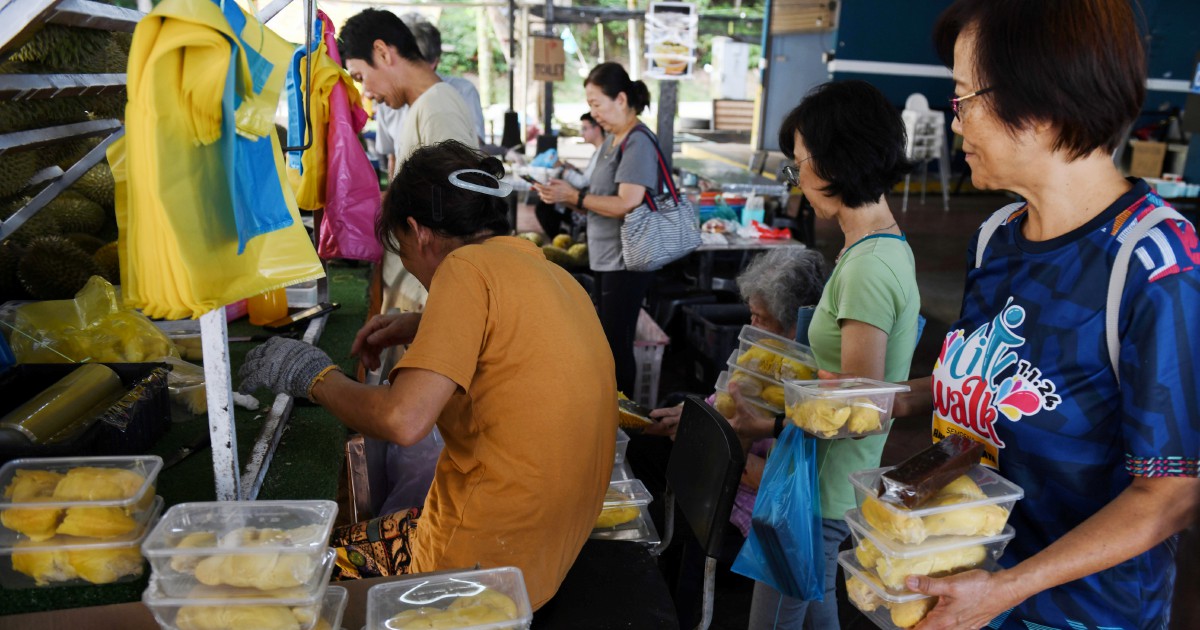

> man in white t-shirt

[{"left": 340, "top": 8, "right": 477, "bottom": 316}]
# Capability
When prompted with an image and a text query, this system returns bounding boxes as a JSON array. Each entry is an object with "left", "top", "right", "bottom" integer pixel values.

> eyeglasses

[
  {"left": 950, "top": 87, "right": 993, "bottom": 121},
  {"left": 779, "top": 155, "right": 812, "bottom": 188}
]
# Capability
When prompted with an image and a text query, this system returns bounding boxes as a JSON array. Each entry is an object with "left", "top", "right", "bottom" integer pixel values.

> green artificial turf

[{"left": 0, "top": 264, "right": 368, "bottom": 615}]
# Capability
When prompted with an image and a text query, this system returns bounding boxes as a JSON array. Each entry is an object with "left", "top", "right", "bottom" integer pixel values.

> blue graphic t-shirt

[{"left": 930, "top": 179, "right": 1200, "bottom": 629}]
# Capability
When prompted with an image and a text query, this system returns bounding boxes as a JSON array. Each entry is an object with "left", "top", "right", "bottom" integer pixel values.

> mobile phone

[
  {"left": 263, "top": 302, "right": 340, "bottom": 332},
  {"left": 521, "top": 174, "right": 539, "bottom": 185}
]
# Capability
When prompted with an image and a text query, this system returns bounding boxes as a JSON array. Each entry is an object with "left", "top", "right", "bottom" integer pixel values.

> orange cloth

[{"left": 390, "top": 236, "right": 617, "bottom": 609}]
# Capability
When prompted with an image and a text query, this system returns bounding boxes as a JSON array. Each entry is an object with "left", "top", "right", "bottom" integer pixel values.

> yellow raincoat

[{"left": 113, "top": 0, "right": 323, "bottom": 320}]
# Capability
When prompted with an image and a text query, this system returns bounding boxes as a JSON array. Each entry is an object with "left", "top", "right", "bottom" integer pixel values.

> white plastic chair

[{"left": 901, "top": 93, "right": 951, "bottom": 211}]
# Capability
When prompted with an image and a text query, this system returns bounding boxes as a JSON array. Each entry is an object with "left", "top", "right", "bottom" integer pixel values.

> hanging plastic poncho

[{"left": 114, "top": 0, "right": 323, "bottom": 320}]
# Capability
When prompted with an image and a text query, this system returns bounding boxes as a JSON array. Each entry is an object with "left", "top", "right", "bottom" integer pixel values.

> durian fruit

[
  {"left": 56, "top": 506, "right": 138, "bottom": 538},
  {"left": 0, "top": 240, "right": 31, "bottom": 300},
  {"left": 727, "top": 370, "right": 765, "bottom": 397},
  {"left": 67, "top": 545, "right": 144, "bottom": 584},
  {"left": 777, "top": 355, "right": 815, "bottom": 380},
  {"left": 48, "top": 136, "right": 102, "bottom": 171},
  {"left": 713, "top": 392, "right": 736, "bottom": 418},
  {"left": 515, "top": 231, "right": 546, "bottom": 247},
  {"left": 890, "top": 597, "right": 937, "bottom": 629},
  {"left": 871, "top": 542, "right": 987, "bottom": 590},
  {"left": 169, "top": 531, "right": 217, "bottom": 572},
  {"left": 860, "top": 477, "right": 1009, "bottom": 545},
  {"left": 193, "top": 552, "right": 316, "bottom": 590},
  {"left": 16, "top": 236, "right": 102, "bottom": 299},
  {"left": 42, "top": 191, "right": 105, "bottom": 234},
  {"left": 70, "top": 161, "right": 115, "bottom": 207},
  {"left": 386, "top": 591, "right": 517, "bottom": 630},
  {"left": 11, "top": 545, "right": 77, "bottom": 586},
  {"left": 52, "top": 466, "right": 147, "bottom": 502},
  {"left": 567, "top": 242, "right": 588, "bottom": 265},
  {"left": 175, "top": 604, "right": 304, "bottom": 630},
  {"left": 8, "top": 25, "right": 120, "bottom": 74},
  {"left": 446, "top": 588, "right": 518, "bottom": 618},
  {"left": 552, "top": 233, "right": 573, "bottom": 249},
  {"left": 64, "top": 232, "right": 106, "bottom": 254},
  {"left": 736, "top": 345, "right": 781, "bottom": 378},
  {"left": 0, "top": 95, "right": 92, "bottom": 134},
  {"left": 5, "top": 210, "right": 61, "bottom": 247},
  {"left": 789, "top": 398, "right": 851, "bottom": 438},
  {"left": 854, "top": 537, "right": 882, "bottom": 570},
  {"left": 0, "top": 150, "right": 38, "bottom": 198},
  {"left": 93, "top": 240, "right": 120, "bottom": 284},
  {"left": 846, "top": 399, "right": 883, "bottom": 434},
  {"left": 920, "top": 497, "right": 1008, "bottom": 539},
  {"left": 541, "top": 244, "right": 574, "bottom": 267},
  {"left": 1, "top": 470, "right": 66, "bottom": 541},
  {"left": 595, "top": 505, "right": 639, "bottom": 528},
  {"left": 761, "top": 384, "right": 786, "bottom": 408},
  {"left": 845, "top": 575, "right": 884, "bottom": 612}
]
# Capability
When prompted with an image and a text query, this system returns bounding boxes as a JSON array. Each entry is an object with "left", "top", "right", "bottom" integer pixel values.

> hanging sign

[
  {"left": 532, "top": 35, "right": 566, "bottom": 82},
  {"left": 644, "top": 2, "right": 698, "bottom": 80}
]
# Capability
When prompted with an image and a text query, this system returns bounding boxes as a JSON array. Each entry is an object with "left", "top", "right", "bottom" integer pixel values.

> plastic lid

[
  {"left": 784, "top": 378, "right": 910, "bottom": 397},
  {"left": 0, "top": 495, "right": 163, "bottom": 553},
  {"left": 604, "top": 479, "right": 653, "bottom": 509},
  {"left": 142, "top": 547, "right": 336, "bottom": 607},
  {"left": 837, "top": 550, "right": 931, "bottom": 604},
  {"left": 849, "top": 466, "right": 1024, "bottom": 519},
  {"left": 367, "top": 566, "right": 533, "bottom": 630},
  {"left": 0, "top": 455, "right": 163, "bottom": 510},
  {"left": 844, "top": 508, "right": 1015, "bottom": 558},
  {"left": 737, "top": 325, "right": 814, "bottom": 361},
  {"left": 321, "top": 585, "right": 349, "bottom": 630},
  {"left": 142, "top": 500, "right": 337, "bottom": 557}
]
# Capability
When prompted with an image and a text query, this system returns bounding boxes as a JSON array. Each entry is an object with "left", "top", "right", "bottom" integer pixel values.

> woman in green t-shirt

[{"left": 726, "top": 80, "right": 921, "bottom": 630}]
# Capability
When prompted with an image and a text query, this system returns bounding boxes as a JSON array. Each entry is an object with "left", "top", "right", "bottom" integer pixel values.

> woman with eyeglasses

[
  {"left": 888, "top": 1, "right": 1200, "bottom": 628},
  {"left": 721, "top": 79, "right": 921, "bottom": 630},
  {"left": 237, "top": 140, "right": 618, "bottom": 609}
]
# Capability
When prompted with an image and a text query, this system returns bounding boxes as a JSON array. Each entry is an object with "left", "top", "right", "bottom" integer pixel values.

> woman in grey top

[{"left": 536, "top": 62, "right": 661, "bottom": 395}]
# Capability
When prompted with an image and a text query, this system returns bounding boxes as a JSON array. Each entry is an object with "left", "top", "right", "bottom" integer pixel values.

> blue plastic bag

[
  {"left": 731, "top": 424, "right": 824, "bottom": 600},
  {"left": 530, "top": 148, "right": 558, "bottom": 167}
]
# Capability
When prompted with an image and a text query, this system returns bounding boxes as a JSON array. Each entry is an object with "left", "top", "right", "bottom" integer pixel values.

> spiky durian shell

[{"left": 17, "top": 236, "right": 101, "bottom": 299}]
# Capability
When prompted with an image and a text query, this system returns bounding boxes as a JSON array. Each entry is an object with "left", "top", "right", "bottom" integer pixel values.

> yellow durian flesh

[
  {"left": 12, "top": 545, "right": 77, "bottom": 585},
  {"left": 175, "top": 604, "right": 302, "bottom": 630},
  {"left": 873, "top": 544, "right": 987, "bottom": 590},
  {"left": 387, "top": 589, "right": 518, "bottom": 629},
  {"left": 52, "top": 467, "right": 146, "bottom": 502},
  {"left": 713, "top": 392, "right": 736, "bottom": 418},
  {"left": 854, "top": 537, "right": 882, "bottom": 569},
  {"left": 760, "top": 385, "right": 785, "bottom": 408},
  {"left": 863, "top": 477, "right": 1009, "bottom": 545},
  {"left": 735, "top": 346, "right": 780, "bottom": 377},
  {"left": 846, "top": 398, "right": 883, "bottom": 433},
  {"left": 193, "top": 552, "right": 313, "bottom": 590},
  {"left": 446, "top": 588, "right": 519, "bottom": 618},
  {"left": 790, "top": 398, "right": 851, "bottom": 437},
  {"left": 861, "top": 495, "right": 926, "bottom": 545},
  {"left": 67, "top": 545, "right": 144, "bottom": 584},
  {"left": 56, "top": 506, "right": 137, "bottom": 538},
  {"left": 890, "top": 597, "right": 936, "bottom": 628},
  {"left": 169, "top": 531, "right": 217, "bottom": 572},
  {"left": 2, "top": 469, "right": 65, "bottom": 541},
  {"left": 845, "top": 575, "right": 883, "bottom": 612},
  {"left": 728, "top": 370, "right": 765, "bottom": 397}
]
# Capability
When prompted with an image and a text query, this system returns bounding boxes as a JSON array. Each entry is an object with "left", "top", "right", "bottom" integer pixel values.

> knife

[{"left": 228, "top": 332, "right": 300, "bottom": 343}]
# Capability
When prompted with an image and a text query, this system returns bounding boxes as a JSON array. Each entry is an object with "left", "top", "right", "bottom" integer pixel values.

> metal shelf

[
  {"left": 0, "top": 0, "right": 140, "bottom": 56},
  {"left": 0, "top": 73, "right": 126, "bottom": 100}
]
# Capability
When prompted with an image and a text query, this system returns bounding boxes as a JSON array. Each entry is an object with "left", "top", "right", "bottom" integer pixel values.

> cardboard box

[
  {"left": 532, "top": 36, "right": 565, "bottom": 82},
  {"left": 1129, "top": 140, "right": 1167, "bottom": 179}
]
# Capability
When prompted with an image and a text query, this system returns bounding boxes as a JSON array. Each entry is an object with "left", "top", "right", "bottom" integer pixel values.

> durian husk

[
  {"left": 42, "top": 191, "right": 105, "bottom": 234},
  {"left": 93, "top": 241, "right": 120, "bottom": 285},
  {"left": 16, "top": 236, "right": 101, "bottom": 299},
  {"left": 8, "top": 26, "right": 120, "bottom": 73},
  {"left": 0, "top": 151, "right": 38, "bottom": 198}
]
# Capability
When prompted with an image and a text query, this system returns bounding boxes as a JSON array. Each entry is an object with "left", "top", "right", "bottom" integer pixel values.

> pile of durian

[
  {"left": 517, "top": 232, "right": 589, "bottom": 268},
  {"left": 1, "top": 466, "right": 155, "bottom": 586},
  {"left": 1, "top": 24, "right": 128, "bottom": 300}
]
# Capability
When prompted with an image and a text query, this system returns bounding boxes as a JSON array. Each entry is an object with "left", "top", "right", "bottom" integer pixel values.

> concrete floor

[{"left": 517, "top": 181, "right": 1016, "bottom": 628}]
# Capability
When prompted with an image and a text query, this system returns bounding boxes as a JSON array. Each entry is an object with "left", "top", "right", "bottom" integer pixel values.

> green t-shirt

[{"left": 805, "top": 234, "right": 920, "bottom": 520}]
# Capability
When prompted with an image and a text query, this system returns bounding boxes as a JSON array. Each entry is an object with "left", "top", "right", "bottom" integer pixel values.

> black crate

[
  {"left": 0, "top": 363, "right": 171, "bottom": 464},
  {"left": 682, "top": 304, "right": 750, "bottom": 389}
]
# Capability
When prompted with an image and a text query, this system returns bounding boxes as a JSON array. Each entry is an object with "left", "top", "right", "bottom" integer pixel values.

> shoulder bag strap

[
  {"left": 1105, "top": 206, "right": 1186, "bottom": 383},
  {"left": 617, "top": 125, "right": 680, "bottom": 211},
  {"left": 973, "top": 202, "right": 1025, "bottom": 269}
]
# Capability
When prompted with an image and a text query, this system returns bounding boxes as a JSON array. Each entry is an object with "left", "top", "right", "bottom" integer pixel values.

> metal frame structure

[{"left": 0, "top": 0, "right": 330, "bottom": 502}]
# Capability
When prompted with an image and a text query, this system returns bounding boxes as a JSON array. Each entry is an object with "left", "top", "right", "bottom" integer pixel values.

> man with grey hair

[{"left": 375, "top": 16, "right": 487, "bottom": 179}]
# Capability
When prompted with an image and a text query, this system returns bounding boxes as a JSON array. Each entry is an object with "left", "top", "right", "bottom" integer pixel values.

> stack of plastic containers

[
  {"left": 140, "top": 500, "right": 346, "bottom": 630},
  {"left": 367, "top": 566, "right": 533, "bottom": 629},
  {"left": 840, "top": 465, "right": 1024, "bottom": 629},
  {"left": 714, "top": 325, "right": 819, "bottom": 418},
  {"left": 0, "top": 455, "right": 164, "bottom": 588},
  {"left": 592, "top": 479, "right": 652, "bottom": 533},
  {"left": 782, "top": 378, "right": 910, "bottom": 439}
]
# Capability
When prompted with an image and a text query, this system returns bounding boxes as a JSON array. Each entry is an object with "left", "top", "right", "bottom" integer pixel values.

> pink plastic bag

[{"left": 318, "top": 12, "right": 382, "bottom": 262}]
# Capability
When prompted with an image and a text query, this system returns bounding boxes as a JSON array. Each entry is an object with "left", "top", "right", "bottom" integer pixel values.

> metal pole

[
  {"left": 754, "top": 0, "right": 773, "bottom": 151},
  {"left": 508, "top": 0, "right": 516, "bottom": 110},
  {"left": 543, "top": 0, "right": 554, "bottom": 136},
  {"left": 656, "top": 81, "right": 677, "bottom": 172}
]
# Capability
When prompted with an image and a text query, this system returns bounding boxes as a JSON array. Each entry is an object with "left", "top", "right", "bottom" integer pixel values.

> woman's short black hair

[
  {"left": 933, "top": 0, "right": 1145, "bottom": 159},
  {"left": 377, "top": 140, "right": 512, "bottom": 255},
  {"left": 584, "top": 62, "right": 651, "bottom": 114},
  {"left": 339, "top": 8, "right": 425, "bottom": 66},
  {"left": 778, "top": 80, "right": 912, "bottom": 209}
]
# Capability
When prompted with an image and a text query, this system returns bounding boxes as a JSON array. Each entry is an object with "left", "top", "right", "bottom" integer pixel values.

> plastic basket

[{"left": 633, "top": 309, "right": 669, "bottom": 408}]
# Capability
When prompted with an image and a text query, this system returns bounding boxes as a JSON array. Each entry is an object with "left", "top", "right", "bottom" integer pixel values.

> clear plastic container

[
  {"left": 142, "top": 551, "right": 338, "bottom": 630},
  {"left": 733, "top": 325, "right": 817, "bottom": 381},
  {"left": 0, "top": 495, "right": 162, "bottom": 588},
  {"left": 366, "top": 566, "right": 533, "bottom": 630},
  {"left": 594, "top": 479, "right": 653, "bottom": 531},
  {"left": 247, "top": 288, "right": 288, "bottom": 326},
  {"left": 839, "top": 550, "right": 937, "bottom": 630},
  {"left": 0, "top": 455, "right": 163, "bottom": 546},
  {"left": 844, "top": 508, "right": 1014, "bottom": 590},
  {"left": 713, "top": 371, "right": 782, "bottom": 416},
  {"left": 614, "top": 429, "right": 630, "bottom": 465},
  {"left": 783, "top": 378, "right": 909, "bottom": 439},
  {"left": 142, "top": 500, "right": 337, "bottom": 598},
  {"left": 724, "top": 350, "right": 789, "bottom": 411},
  {"left": 849, "top": 466, "right": 1023, "bottom": 545}
]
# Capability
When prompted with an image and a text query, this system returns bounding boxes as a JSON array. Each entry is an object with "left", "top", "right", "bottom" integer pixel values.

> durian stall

[{"left": 0, "top": 0, "right": 357, "bottom": 620}]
